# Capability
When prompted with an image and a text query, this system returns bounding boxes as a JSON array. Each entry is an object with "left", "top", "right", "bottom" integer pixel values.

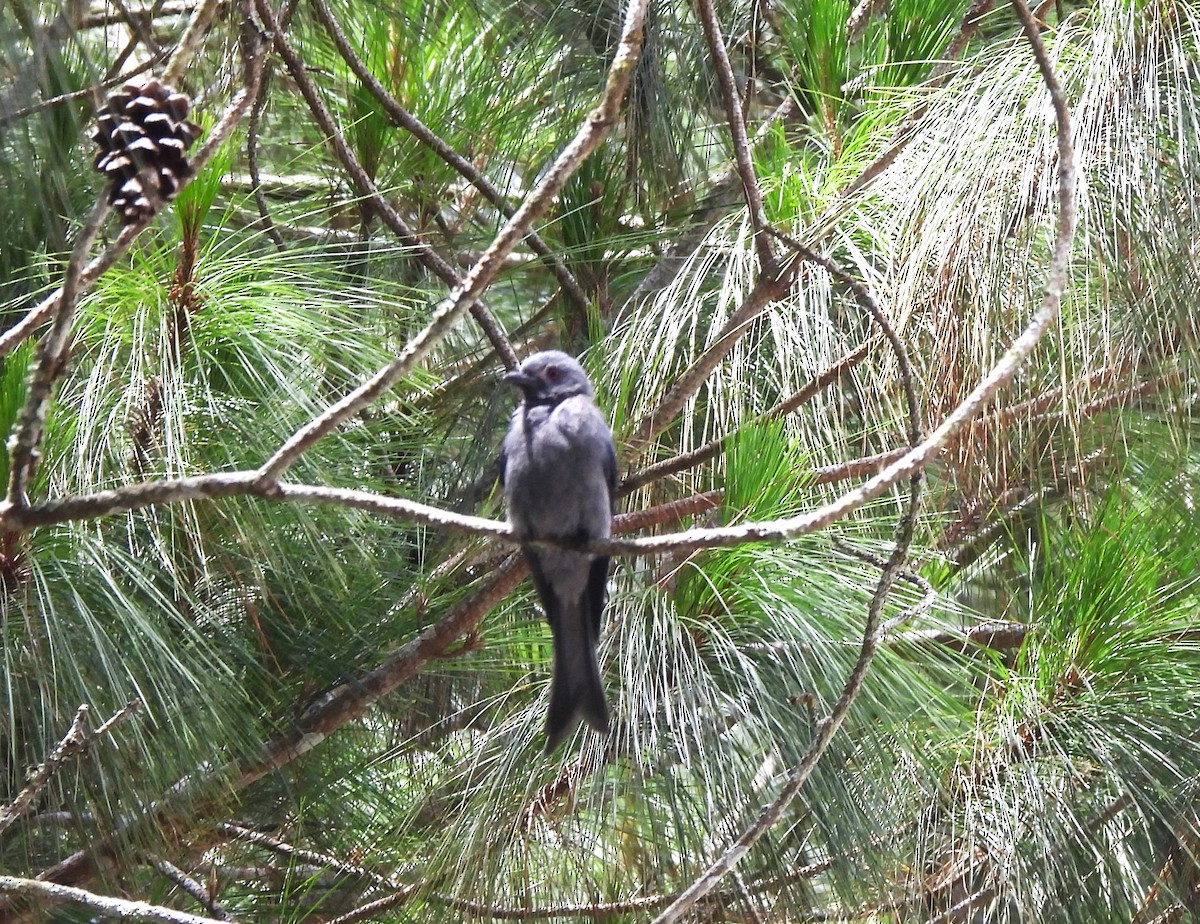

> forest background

[{"left": 1, "top": 0, "right": 1198, "bottom": 922}]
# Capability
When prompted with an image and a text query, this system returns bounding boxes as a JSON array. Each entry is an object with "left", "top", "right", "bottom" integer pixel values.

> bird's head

[{"left": 503, "top": 350, "right": 595, "bottom": 405}]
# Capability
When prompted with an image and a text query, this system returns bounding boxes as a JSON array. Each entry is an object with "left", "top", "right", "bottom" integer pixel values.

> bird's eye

[{"left": 544, "top": 365, "right": 562, "bottom": 382}]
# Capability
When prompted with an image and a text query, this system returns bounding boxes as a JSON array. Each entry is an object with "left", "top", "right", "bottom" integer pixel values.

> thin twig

[
  {"left": 110, "top": 0, "right": 162, "bottom": 59},
  {"left": 245, "top": 4, "right": 284, "bottom": 249},
  {"left": 308, "top": 0, "right": 589, "bottom": 315},
  {"left": 438, "top": 894, "right": 675, "bottom": 920},
  {"left": 217, "top": 824, "right": 401, "bottom": 892},
  {"left": 162, "top": 0, "right": 222, "bottom": 85},
  {"left": 253, "top": 0, "right": 516, "bottom": 368},
  {"left": 630, "top": 255, "right": 802, "bottom": 447},
  {"left": 0, "top": 55, "right": 165, "bottom": 129},
  {"left": 695, "top": 0, "right": 774, "bottom": 269},
  {"left": 323, "top": 889, "right": 417, "bottom": 924},
  {"left": 0, "top": 702, "right": 137, "bottom": 836},
  {"left": 254, "top": 0, "right": 649, "bottom": 483},
  {"left": 766, "top": 225, "right": 921, "bottom": 446},
  {"left": 620, "top": 340, "right": 869, "bottom": 494},
  {"left": 731, "top": 871, "right": 766, "bottom": 924},
  {"left": 0, "top": 706, "right": 89, "bottom": 837},
  {"left": 810, "top": 447, "right": 906, "bottom": 485},
  {"left": 833, "top": 538, "right": 936, "bottom": 634},
  {"left": 5, "top": 197, "right": 111, "bottom": 510},
  {"left": 924, "top": 887, "right": 996, "bottom": 924},
  {"left": 893, "top": 621, "right": 1027, "bottom": 653},
  {"left": 342, "top": 852, "right": 843, "bottom": 921},
  {"left": 150, "top": 860, "right": 237, "bottom": 923},
  {"left": 0, "top": 877, "right": 228, "bottom": 924}
]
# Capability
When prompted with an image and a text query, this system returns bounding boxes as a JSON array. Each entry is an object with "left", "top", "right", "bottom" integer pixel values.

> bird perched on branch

[{"left": 501, "top": 351, "right": 616, "bottom": 752}]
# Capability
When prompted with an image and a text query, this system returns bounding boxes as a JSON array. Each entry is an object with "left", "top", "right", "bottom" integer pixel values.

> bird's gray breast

[{"left": 504, "top": 397, "right": 612, "bottom": 542}]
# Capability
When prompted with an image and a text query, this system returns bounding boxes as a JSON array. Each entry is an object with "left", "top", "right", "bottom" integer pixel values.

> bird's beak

[{"left": 503, "top": 370, "right": 538, "bottom": 392}]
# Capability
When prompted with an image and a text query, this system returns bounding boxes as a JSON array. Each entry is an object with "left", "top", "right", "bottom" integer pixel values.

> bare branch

[
  {"left": 810, "top": 447, "right": 906, "bottom": 485},
  {"left": 0, "top": 706, "right": 88, "bottom": 836},
  {"left": 5, "top": 197, "right": 111, "bottom": 510},
  {"left": 245, "top": 97, "right": 283, "bottom": 247},
  {"left": 162, "top": 0, "right": 222, "bottom": 85},
  {"left": 695, "top": 0, "right": 774, "bottom": 269},
  {"left": 834, "top": 539, "right": 936, "bottom": 633},
  {"left": 324, "top": 890, "right": 417, "bottom": 924},
  {"left": 925, "top": 887, "right": 996, "bottom": 924},
  {"left": 150, "top": 860, "right": 237, "bottom": 923},
  {"left": 4, "top": 474, "right": 718, "bottom": 541},
  {"left": 613, "top": 490, "right": 721, "bottom": 532},
  {"left": 4, "top": 472, "right": 263, "bottom": 530},
  {"left": 0, "top": 700, "right": 135, "bottom": 836},
  {"left": 893, "top": 621, "right": 1027, "bottom": 654},
  {"left": 255, "top": 0, "right": 649, "bottom": 482},
  {"left": 218, "top": 824, "right": 400, "bottom": 892},
  {"left": 333, "top": 856, "right": 841, "bottom": 923},
  {"left": 0, "top": 877, "right": 228, "bottom": 924},
  {"left": 846, "top": 0, "right": 889, "bottom": 42},
  {"left": 438, "top": 894, "right": 674, "bottom": 920},
  {"left": 0, "top": 55, "right": 166, "bottom": 130}
]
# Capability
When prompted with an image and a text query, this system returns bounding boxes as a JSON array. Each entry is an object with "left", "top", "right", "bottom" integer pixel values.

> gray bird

[{"left": 500, "top": 351, "right": 616, "bottom": 752}]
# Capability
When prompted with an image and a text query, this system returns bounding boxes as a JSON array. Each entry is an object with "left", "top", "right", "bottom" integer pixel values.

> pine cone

[{"left": 89, "top": 77, "right": 202, "bottom": 225}]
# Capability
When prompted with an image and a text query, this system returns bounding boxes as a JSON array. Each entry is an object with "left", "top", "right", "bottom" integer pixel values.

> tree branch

[
  {"left": 694, "top": 0, "right": 774, "bottom": 269},
  {"left": 0, "top": 54, "right": 165, "bottom": 130},
  {"left": 4, "top": 197, "right": 110, "bottom": 510},
  {"left": 162, "top": 0, "right": 222, "bottom": 85},
  {"left": 216, "top": 823, "right": 401, "bottom": 892},
  {"left": 150, "top": 860, "right": 237, "bottom": 923},
  {"left": 0, "top": 877, "right": 228, "bottom": 924},
  {"left": 620, "top": 340, "right": 869, "bottom": 494},
  {"left": 0, "top": 700, "right": 140, "bottom": 837},
  {"left": 0, "top": 706, "right": 87, "bottom": 836}
]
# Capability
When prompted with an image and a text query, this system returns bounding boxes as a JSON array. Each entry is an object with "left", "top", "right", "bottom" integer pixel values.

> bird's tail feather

[{"left": 544, "top": 604, "right": 610, "bottom": 753}]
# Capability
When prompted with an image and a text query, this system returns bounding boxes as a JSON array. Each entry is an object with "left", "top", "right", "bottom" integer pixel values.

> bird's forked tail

[{"left": 544, "top": 603, "right": 610, "bottom": 752}]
